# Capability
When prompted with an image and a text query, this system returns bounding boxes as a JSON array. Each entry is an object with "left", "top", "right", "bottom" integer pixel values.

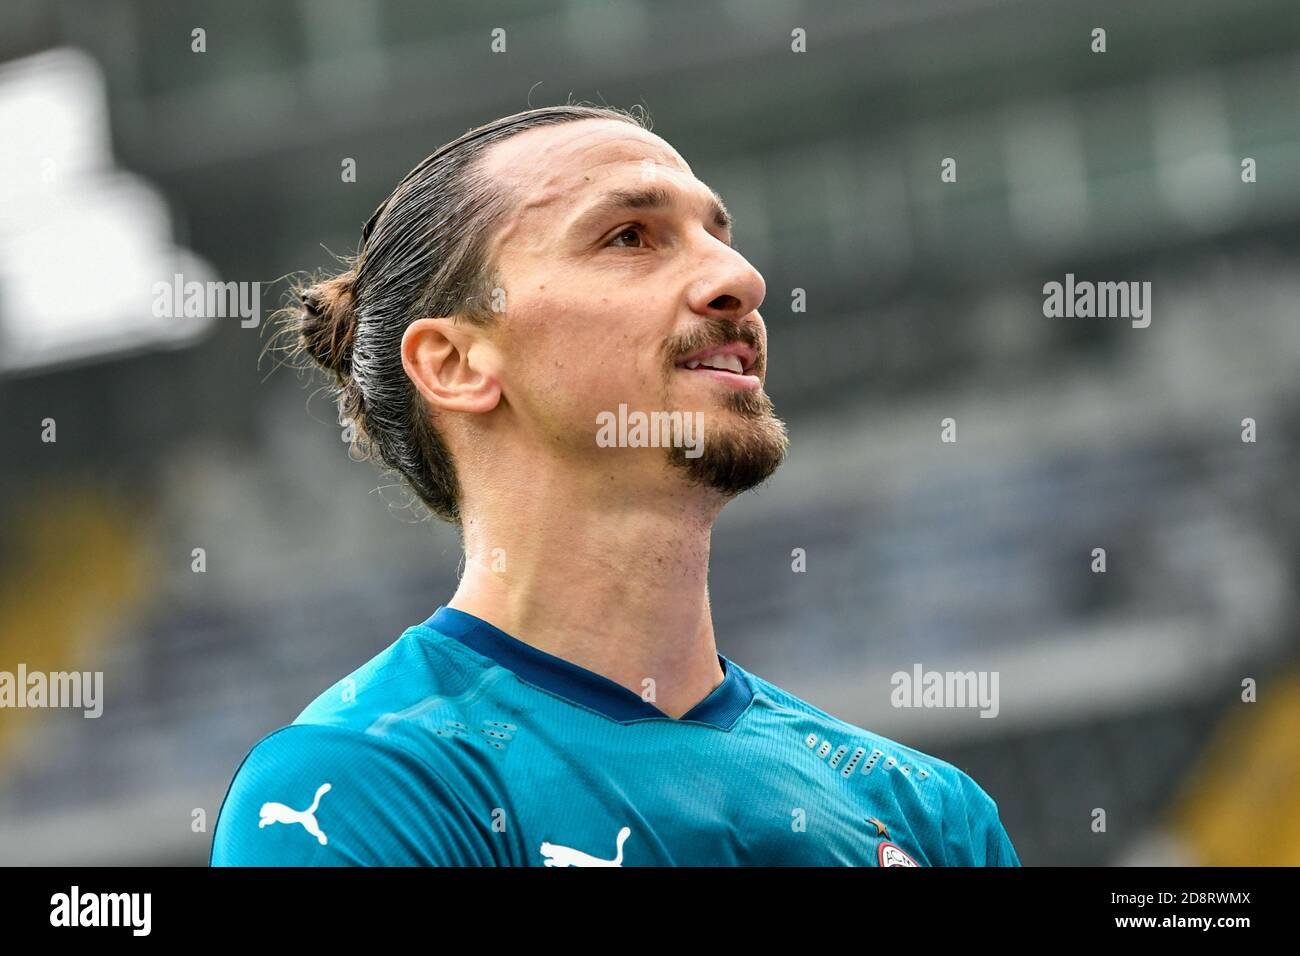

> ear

[{"left": 401, "top": 317, "right": 502, "bottom": 414}]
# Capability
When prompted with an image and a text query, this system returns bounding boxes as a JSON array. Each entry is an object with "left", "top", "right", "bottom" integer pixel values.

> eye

[{"left": 607, "top": 224, "right": 647, "bottom": 248}]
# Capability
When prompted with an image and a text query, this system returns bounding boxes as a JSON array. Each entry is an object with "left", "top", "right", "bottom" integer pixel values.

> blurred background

[{"left": 0, "top": 0, "right": 1298, "bottom": 866}]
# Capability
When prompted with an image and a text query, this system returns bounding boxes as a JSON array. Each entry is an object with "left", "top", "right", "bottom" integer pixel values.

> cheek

[
  {"left": 506, "top": 286, "right": 666, "bottom": 413},
  {"left": 495, "top": 289, "right": 631, "bottom": 434}
]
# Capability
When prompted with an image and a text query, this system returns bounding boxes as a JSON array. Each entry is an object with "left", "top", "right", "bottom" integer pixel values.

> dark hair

[{"left": 273, "top": 104, "right": 651, "bottom": 523}]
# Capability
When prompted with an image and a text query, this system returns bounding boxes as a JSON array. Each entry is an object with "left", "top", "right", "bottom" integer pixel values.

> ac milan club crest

[{"left": 877, "top": 841, "right": 920, "bottom": 867}]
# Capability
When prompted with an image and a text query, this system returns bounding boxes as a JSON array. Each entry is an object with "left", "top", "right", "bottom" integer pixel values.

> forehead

[{"left": 480, "top": 119, "right": 703, "bottom": 243}]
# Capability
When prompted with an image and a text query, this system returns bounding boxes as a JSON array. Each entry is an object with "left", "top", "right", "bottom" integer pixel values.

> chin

[{"left": 668, "top": 388, "right": 789, "bottom": 497}]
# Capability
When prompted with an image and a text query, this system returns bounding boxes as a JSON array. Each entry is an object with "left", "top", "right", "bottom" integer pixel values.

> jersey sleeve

[
  {"left": 954, "top": 770, "right": 1021, "bottom": 867},
  {"left": 990, "top": 817, "right": 1022, "bottom": 866},
  {"left": 209, "top": 723, "right": 496, "bottom": 866}
]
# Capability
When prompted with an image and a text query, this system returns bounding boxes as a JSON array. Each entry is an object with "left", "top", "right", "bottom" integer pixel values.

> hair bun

[{"left": 298, "top": 271, "right": 358, "bottom": 378}]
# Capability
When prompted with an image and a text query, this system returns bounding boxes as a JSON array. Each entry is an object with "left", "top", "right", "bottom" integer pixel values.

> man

[{"left": 211, "top": 104, "right": 1020, "bottom": 866}]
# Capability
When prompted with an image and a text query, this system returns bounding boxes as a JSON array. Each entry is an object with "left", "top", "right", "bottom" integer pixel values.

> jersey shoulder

[
  {"left": 740, "top": 666, "right": 1021, "bottom": 866},
  {"left": 209, "top": 721, "right": 496, "bottom": 866},
  {"left": 291, "top": 622, "right": 490, "bottom": 733},
  {"left": 210, "top": 625, "right": 500, "bottom": 866}
]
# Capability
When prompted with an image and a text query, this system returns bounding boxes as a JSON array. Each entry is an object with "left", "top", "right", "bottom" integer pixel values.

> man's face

[{"left": 478, "top": 118, "right": 788, "bottom": 500}]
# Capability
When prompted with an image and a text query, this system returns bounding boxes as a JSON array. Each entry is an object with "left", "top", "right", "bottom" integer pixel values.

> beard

[
  {"left": 667, "top": 385, "right": 789, "bottom": 497},
  {"left": 660, "top": 316, "right": 788, "bottom": 497}
]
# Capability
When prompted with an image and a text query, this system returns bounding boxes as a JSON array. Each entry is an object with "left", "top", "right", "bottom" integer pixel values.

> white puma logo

[
  {"left": 258, "top": 782, "right": 332, "bottom": 845},
  {"left": 540, "top": 826, "right": 631, "bottom": 867}
]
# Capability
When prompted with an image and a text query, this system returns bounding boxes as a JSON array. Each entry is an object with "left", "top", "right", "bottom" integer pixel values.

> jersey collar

[{"left": 422, "top": 606, "right": 752, "bottom": 730}]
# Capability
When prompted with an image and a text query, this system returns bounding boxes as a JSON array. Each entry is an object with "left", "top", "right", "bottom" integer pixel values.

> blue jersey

[{"left": 210, "top": 606, "right": 1020, "bottom": 866}]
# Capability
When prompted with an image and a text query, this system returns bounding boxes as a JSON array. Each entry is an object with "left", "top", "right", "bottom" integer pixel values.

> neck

[{"left": 448, "top": 463, "right": 727, "bottom": 718}]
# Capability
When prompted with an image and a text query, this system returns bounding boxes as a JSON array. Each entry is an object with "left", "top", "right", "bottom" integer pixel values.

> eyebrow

[{"left": 568, "top": 184, "right": 734, "bottom": 237}]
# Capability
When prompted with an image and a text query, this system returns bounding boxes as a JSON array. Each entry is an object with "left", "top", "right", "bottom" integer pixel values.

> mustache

[{"left": 663, "top": 318, "right": 765, "bottom": 376}]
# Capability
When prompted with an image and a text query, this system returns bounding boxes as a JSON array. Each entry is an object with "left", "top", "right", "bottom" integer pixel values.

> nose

[{"left": 686, "top": 239, "right": 766, "bottom": 322}]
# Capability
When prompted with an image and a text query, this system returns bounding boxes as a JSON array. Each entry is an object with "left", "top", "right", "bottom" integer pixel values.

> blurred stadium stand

[{"left": 1, "top": 0, "right": 1298, "bottom": 864}]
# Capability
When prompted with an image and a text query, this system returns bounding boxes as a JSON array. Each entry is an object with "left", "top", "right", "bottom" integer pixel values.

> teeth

[
  {"left": 699, "top": 353, "right": 744, "bottom": 374},
  {"left": 685, "top": 359, "right": 700, "bottom": 369}
]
